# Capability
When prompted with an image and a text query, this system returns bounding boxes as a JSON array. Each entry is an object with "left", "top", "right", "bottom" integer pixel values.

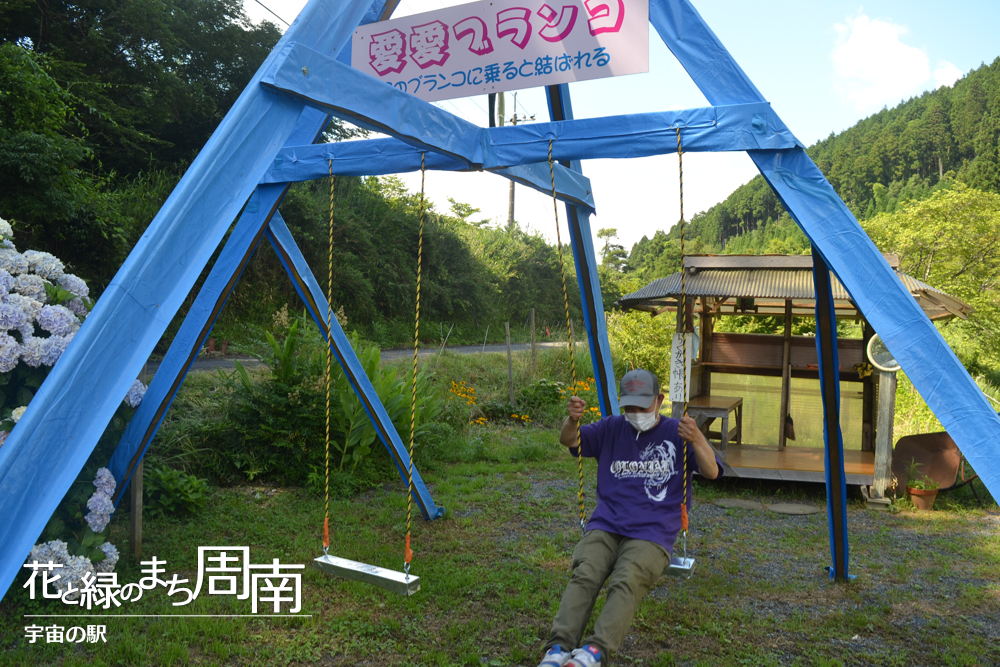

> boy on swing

[{"left": 538, "top": 369, "right": 723, "bottom": 667}]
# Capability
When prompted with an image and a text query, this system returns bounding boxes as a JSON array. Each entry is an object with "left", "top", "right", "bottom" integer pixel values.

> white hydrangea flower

[
  {"left": 40, "top": 334, "right": 73, "bottom": 366},
  {"left": 0, "top": 302, "right": 27, "bottom": 331},
  {"left": 22, "top": 250, "right": 64, "bottom": 280},
  {"left": 124, "top": 379, "right": 147, "bottom": 408},
  {"left": 93, "top": 542, "right": 119, "bottom": 573},
  {"left": 6, "top": 293, "right": 43, "bottom": 322},
  {"left": 10, "top": 405, "right": 26, "bottom": 423},
  {"left": 0, "top": 332, "right": 19, "bottom": 372},
  {"left": 20, "top": 336, "right": 45, "bottom": 367},
  {"left": 57, "top": 273, "right": 89, "bottom": 298},
  {"left": 0, "top": 218, "right": 11, "bottom": 239},
  {"left": 13, "top": 274, "right": 48, "bottom": 303},
  {"left": 38, "top": 305, "right": 78, "bottom": 336},
  {"left": 0, "top": 249, "right": 28, "bottom": 275}
]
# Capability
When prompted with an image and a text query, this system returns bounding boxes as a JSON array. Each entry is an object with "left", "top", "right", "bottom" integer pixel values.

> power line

[{"left": 253, "top": 0, "right": 289, "bottom": 26}]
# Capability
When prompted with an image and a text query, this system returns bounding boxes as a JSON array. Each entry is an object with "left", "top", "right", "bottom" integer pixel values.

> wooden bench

[{"left": 686, "top": 395, "right": 743, "bottom": 454}]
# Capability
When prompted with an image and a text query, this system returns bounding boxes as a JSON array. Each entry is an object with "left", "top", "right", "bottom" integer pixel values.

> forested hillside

[
  {"left": 628, "top": 57, "right": 1000, "bottom": 277},
  {"left": 623, "top": 59, "right": 1000, "bottom": 377},
  {"left": 0, "top": 0, "right": 581, "bottom": 348}
]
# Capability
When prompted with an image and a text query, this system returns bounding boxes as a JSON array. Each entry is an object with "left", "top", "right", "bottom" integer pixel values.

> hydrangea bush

[
  {"left": 0, "top": 215, "right": 142, "bottom": 578},
  {"left": 0, "top": 216, "right": 94, "bottom": 449}
]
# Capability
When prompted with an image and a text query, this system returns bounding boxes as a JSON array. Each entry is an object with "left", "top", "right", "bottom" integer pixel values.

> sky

[{"left": 242, "top": 0, "right": 1000, "bottom": 253}]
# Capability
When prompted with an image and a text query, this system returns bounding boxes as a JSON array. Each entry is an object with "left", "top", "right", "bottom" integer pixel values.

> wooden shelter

[{"left": 616, "top": 254, "right": 972, "bottom": 487}]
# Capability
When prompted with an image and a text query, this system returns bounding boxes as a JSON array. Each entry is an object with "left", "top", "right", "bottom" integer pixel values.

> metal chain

[
  {"left": 323, "top": 161, "right": 334, "bottom": 555},
  {"left": 677, "top": 128, "right": 690, "bottom": 543},
  {"left": 548, "top": 141, "right": 586, "bottom": 532},
  {"left": 405, "top": 153, "right": 425, "bottom": 576}
]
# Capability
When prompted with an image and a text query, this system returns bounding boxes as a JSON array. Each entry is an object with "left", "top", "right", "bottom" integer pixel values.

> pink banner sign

[{"left": 351, "top": 0, "right": 649, "bottom": 103}]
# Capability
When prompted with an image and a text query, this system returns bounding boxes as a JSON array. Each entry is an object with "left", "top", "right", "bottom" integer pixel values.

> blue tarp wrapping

[
  {"left": 2, "top": 0, "right": 998, "bottom": 603},
  {"left": 0, "top": 0, "right": 392, "bottom": 600},
  {"left": 261, "top": 138, "right": 598, "bottom": 214}
]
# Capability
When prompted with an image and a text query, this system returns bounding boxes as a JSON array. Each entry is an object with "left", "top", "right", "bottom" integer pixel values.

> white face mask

[{"left": 625, "top": 410, "right": 658, "bottom": 433}]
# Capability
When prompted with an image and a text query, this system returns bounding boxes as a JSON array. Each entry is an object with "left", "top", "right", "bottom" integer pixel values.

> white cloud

[
  {"left": 831, "top": 13, "right": 930, "bottom": 113},
  {"left": 933, "top": 61, "right": 963, "bottom": 89}
]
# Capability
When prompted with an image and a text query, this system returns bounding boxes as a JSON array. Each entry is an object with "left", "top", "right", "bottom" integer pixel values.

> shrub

[{"left": 144, "top": 466, "right": 209, "bottom": 518}]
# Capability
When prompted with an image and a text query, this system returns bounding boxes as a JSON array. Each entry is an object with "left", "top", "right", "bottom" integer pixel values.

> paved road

[{"left": 145, "top": 341, "right": 571, "bottom": 374}]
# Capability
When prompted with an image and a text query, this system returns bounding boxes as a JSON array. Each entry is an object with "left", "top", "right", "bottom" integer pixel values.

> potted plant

[{"left": 906, "top": 458, "right": 940, "bottom": 510}]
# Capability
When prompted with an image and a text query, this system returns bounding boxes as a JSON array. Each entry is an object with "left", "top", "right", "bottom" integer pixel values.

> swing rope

[
  {"left": 323, "top": 161, "right": 335, "bottom": 554},
  {"left": 677, "top": 128, "right": 690, "bottom": 537},
  {"left": 548, "top": 140, "right": 586, "bottom": 532},
  {"left": 405, "top": 152, "right": 426, "bottom": 577}
]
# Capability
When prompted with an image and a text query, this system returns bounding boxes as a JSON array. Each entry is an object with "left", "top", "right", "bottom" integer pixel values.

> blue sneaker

[
  {"left": 566, "top": 644, "right": 602, "bottom": 667},
  {"left": 537, "top": 644, "right": 572, "bottom": 667}
]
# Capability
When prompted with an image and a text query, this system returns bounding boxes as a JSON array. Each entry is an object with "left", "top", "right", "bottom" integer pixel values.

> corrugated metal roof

[{"left": 617, "top": 268, "right": 971, "bottom": 319}]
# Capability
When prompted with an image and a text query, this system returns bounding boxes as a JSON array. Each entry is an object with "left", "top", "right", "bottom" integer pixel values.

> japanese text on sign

[
  {"left": 23, "top": 547, "right": 304, "bottom": 614},
  {"left": 352, "top": 0, "right": 648, "bottom": 103}
]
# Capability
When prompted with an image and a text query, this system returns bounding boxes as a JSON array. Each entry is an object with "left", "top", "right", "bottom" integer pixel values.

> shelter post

[
  {"left": 862, "top": 322, "right": 876, "bottom": 452},
  {"left": 699, "top": 297, "right": 713, "bottom": 397},
  {"left": 872, "top": 370, "right": 897, "bottom": 499},
  {"left": 779, "top": 299, "right": 793, "bottom": 449}
]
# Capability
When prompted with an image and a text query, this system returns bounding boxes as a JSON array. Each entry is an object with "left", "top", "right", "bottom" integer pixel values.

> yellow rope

[
  {"left": 548, "top": 141, "right": 586, "bottom": 532},
  {"left": 677, "top": 129, "right": 690, "bottom": 534},
  {"left": 405, "top": 153, "right": 425, "bottom": 573},
  {"left": 323, "top": 161, "right": 334, "bottom": 553}
]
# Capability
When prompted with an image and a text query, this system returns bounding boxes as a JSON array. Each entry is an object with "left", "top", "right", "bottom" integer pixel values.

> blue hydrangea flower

[
  {"left": 22, "top": 250, "right": 64, "bottom": 280},
  {"left": 13, "top": 274, "right": 47, "bottom": 303},
  {"left": 0, "top": 249, "right": 28, "bottom": 275},
  {"left": 0, "top": 301, "right": 27, "bottom": 331},
  {"left": 124, "top": 379, "right": 147, "bottom": 408},
  {"left": 1, "top": 240, "right": 14, "bottom": 250},
  {"left": 20, "top": 336, "right": 45, "bottom": 367},
  {"left": 0, "top": 332, "right": 19, "bottom": 372},
  {"left": 66, "top": 298, "right": 88, "bottom": 317},
  {"left": 85, "top": 492, "right": 114, "bottom": 533},
  {"left": 57, "top": 273, "right": 89, "bottom": 298},
  {"left": 93, "top": 542, "right": 120, "bottom": 573},
  {"left": 94, "top": 467, "right": 116, "bottom": 497},
  {"left": 40, "top": 334, "right": 73, "bottom": 366},
  {"left": 26, "top": 539, "right": 96, "bottom": 599},
  {"left": 38, "top": 305, "right": 78, "bottom": 336},
  {"left": 0, "top": 268, "right": 14, "bottom": 295},
  {"left": 6, "top": 293, "right": 42, "bottom": 322}
]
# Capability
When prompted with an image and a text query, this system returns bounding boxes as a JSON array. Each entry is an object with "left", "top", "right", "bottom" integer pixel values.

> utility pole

[{"left": 504, "top": 91, "right": 534, "bottom": 231}]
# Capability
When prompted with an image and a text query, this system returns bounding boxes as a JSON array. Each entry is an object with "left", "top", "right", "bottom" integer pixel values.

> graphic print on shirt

[{"left": 609, "top": 440, "right": 677, "bottom": 502}]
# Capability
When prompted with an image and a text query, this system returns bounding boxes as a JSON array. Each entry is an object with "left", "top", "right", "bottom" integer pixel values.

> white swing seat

[
  {"left": 314, "top": 554, "right": 420, "bottom": 596},
  {"left": 666, "top": 555, "right": 696, "bottom": 578}
]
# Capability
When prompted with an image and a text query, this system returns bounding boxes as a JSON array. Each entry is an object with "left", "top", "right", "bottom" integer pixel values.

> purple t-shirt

[{"left": 575, "top": 414, "right": 723, "bottom": 554}]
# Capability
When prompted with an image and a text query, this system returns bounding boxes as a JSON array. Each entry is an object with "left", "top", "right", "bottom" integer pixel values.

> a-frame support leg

[
  {"left": 109, "top": 187, "right": 442, "bottom": 518},
  {"left": 812, "top": 248, "right": 850, "bottom": 581},
  {"left": 544, "top": 83, "right": 619, "bottom": 416},
  {"left": 266, "top": 213, "right": 442, "bottom": 519}
]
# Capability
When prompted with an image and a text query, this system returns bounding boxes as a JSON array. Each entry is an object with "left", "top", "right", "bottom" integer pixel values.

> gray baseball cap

[{"left": 619, "top": 369, "right": 661, "bottom": 409}]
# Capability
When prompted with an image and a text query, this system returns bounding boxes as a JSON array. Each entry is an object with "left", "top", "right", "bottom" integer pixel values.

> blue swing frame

[{"left": 2, "top": 0, "right": 999, "bottom": 598}]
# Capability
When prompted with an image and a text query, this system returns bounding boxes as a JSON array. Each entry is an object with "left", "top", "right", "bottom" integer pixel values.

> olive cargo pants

[{"left": 545, "top": 529, "right": 669, "bottom": 658}]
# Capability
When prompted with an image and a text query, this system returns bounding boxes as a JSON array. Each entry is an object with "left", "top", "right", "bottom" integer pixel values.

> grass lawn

[{"left": 2, "top": 423, "right": 998, "bottom": 667}]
